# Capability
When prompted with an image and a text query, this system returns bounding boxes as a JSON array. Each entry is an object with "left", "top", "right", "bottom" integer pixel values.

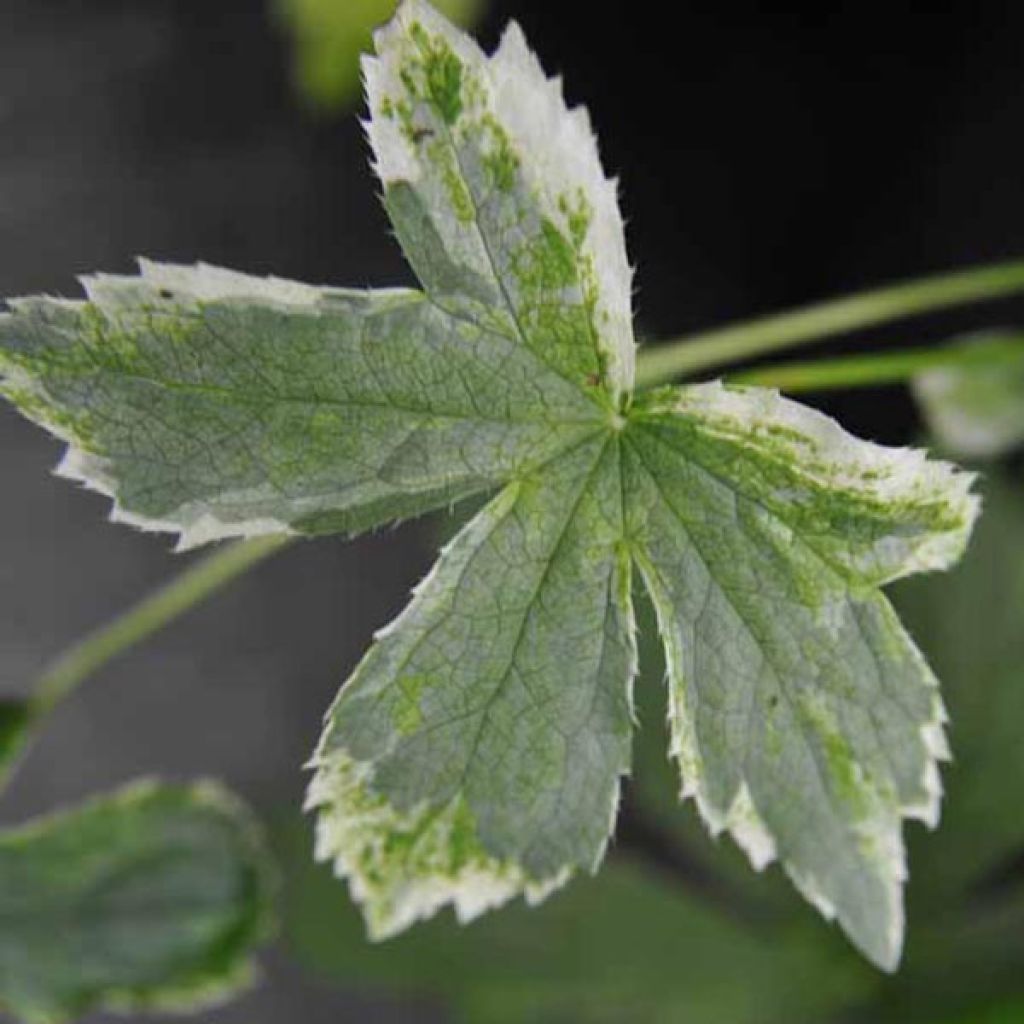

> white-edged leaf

[{"left": 0, "top": 779, "right": 274, "bottom": 1023}]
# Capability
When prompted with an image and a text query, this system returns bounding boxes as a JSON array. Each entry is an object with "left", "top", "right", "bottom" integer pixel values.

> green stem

[
  {"left": 730, "top": 336, "right": 1024, "bottom": 393},
  {"left": 31, "top": 535, "right": 292, "bottom": 718},
  {"left": 634, "top": 260, "right": 1024, "bottom": 387},
  {"left": 729, "top": 348, "right": 946, "bottom": 392}
]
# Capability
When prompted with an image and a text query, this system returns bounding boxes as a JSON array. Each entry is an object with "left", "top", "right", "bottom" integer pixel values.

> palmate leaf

[
  {"left": 0, "top": 0, "right": 978, "bottom": 970},
  {"left": 0, "top": 780, "right": 274, "bottom": 1024}
]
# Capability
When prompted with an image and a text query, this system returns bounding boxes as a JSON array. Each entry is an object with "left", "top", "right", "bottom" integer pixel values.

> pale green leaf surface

[
  {"left": 0, "top": 779, "right": 274, "bottom": 1024},
  {"left": 913, "top": 332, "right": 1024, "bottom": 457},
  {"left": 0, "top": 261, "right": 601, "bottom": 549}
]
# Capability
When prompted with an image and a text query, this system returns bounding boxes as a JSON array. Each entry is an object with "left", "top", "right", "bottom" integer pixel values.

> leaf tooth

[
  {"left": 903, "top": 688, "right": 949, "bottom": 828},
  {"left": 723, "top": 783, "right": 777, "bottom": 871}
]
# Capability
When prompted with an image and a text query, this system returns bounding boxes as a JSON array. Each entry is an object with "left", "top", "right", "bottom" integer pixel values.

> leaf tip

[{"left": 305, "top": 748, "right": 572, "bottom": 940}]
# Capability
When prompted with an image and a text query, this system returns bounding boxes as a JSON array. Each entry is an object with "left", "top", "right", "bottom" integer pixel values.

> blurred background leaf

[
  {"left": 912, "top": 332, "right": 1024, "bottom": 458},
  {"left": 939, "top": 999, "right": 1024, "bottom": 1024},
  {"left": 273, "top": 0, "right": 486, "bottom": 113},
  {"left": 0, "top": 780, "right": 275, "bottom": 1023}
]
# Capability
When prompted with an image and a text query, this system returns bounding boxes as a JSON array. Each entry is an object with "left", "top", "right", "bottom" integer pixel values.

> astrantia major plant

[{"left": 5, "top": 0, "right": 1016, "bottom": 988}]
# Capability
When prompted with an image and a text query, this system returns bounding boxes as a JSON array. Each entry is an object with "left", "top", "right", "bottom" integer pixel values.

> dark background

[{"left": 2, "top": 2, "right": 1024, "bottom": 1020}]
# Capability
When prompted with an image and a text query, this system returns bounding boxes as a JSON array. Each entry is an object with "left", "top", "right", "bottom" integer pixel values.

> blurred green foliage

[
  {"left": 275, "top": 476, "right": 1024, "bottom": 1022},
  {"left": 0, "top": 699, "right": 32, "bottom": 790},
  {"left": 273, "top": 819, "right": 868, "bottom": 1024},
  {"left": 913, "top": 332, "right": 1024, "bottom": 459},
  {"left": 0, "top": 781, "right": 275, "bottom": 1023},
  {"left": 274, "top": 0, "right": 485, "bottom": 112}
]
